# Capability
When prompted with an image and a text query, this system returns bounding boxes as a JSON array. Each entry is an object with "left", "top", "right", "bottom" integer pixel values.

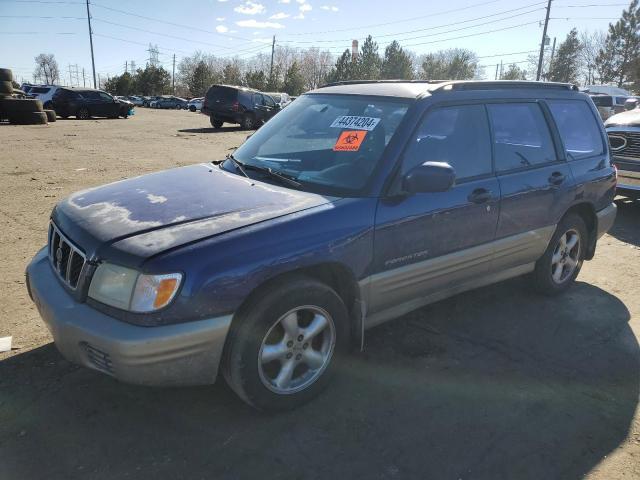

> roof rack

[
  {"left": 430, "top": 80, "right": 579, "bottom": 92},
  {"left": 320, "top": 79, "right": 446, "bottom": 88}
]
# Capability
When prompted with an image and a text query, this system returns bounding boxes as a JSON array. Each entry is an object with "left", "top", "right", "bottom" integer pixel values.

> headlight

[{"left": 88, "top": 263, "right": 182, "bottom": 312}]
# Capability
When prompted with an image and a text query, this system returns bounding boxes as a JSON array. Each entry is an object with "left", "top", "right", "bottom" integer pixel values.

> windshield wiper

[
  {"left": 239, "top": 162, "right": 302, "bottom": 189},
  {"left": 225, "top": 154, "right": 251, "bottom": 181}
]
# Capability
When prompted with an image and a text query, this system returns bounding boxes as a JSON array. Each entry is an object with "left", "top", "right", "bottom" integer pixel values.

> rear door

[
  {"left": 370, "top": 103, "right": 499, "bottom": 324},
  {"left": 487, "top": 101, "right": 574, "bottom": 272}
]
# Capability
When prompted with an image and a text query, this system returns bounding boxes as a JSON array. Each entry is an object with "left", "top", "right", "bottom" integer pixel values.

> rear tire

[
  {"left": 531, "top": 213, "right": 587, "bottom": 295},
  {"left": 77, "top": 107, "right": 90, "bottom": 120},
  {"left": 190, "top": 105, "right": 196, "bottom": 112},
  {"left": 222, "top": 276, "right": 349, "bottom": 411},
  {"left": 210, "top": 116, "right": 223, "bottom": 128}
]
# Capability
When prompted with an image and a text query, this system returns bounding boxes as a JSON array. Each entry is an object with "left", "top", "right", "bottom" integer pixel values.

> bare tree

[
  {"left": 580, "top": 30, "right": 607, "bottom": 85},
  {"left": 299, "top": 48, "right": 332, "bottom": 90},
  {"left": 33, "top": 53, "right": 60, "bottom": 85}
]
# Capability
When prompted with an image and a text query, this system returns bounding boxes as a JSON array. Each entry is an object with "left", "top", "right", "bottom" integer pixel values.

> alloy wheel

[
  {"left": 551, "top": 229, "right": 580, "bottom": 284},
  {"left": 258, "top": 306, "right": 336, "bottom": 394}
]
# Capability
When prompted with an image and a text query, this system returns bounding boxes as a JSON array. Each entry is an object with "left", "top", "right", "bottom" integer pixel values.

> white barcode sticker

[{"left": 330, "top": 116, "right": 381, "bottom": 131}]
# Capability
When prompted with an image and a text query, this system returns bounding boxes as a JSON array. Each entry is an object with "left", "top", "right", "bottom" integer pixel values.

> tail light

[{"left": 231, "top": 101, "right": 239, "bottom": 112}]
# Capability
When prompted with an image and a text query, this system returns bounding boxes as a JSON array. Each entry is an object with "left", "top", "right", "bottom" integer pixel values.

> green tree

[
  {"left": 187, "top": 61, "right": 215, "bottom": 97},
  {"left": 547, "top": 29, "right": 582, "bottom": 83},
  {"left": 222, "top": 62, "right": 242, "bottom": 85},
  {"left": 421, "top": 49, "right": 479, "bottom": 80},
  {"left": 282, "top": 61, "right": 305, "bottom": 95},
  {"left": 133, "top": 65, "right": 171, "bottom": 95},
  {"left": 596, "top": 0, "right": 640, "bottom": 87},
  {"left": 500, "top": 63, "right": 527, "bottom": 80},
  {"left": 381, "top": 41, "right": 414, "bottom": 79},
  {"left": 357, "top": 35, "right": 381, "bottom": 80},
  {"left": 245, "top": 69, "right": 268, "bottom": 90},
  {"left": 325, "top": 49, "right": 356, "bottom": 83},
  {"left": 104, "top": 72, "right": 134, "bottom": 95}
]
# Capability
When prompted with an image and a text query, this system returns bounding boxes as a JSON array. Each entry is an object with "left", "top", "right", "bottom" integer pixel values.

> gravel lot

[{"left": 1, "top": 108, "right": 639, "bottom": 479}]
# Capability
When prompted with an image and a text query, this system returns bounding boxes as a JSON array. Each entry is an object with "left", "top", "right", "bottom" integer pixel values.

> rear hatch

[{"left": 204, "top": 85, "right": 239, "bottom": 115}]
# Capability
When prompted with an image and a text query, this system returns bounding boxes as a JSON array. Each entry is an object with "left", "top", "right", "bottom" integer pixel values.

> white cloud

[
  {"left": 293, "top": 13, "right": 304, "bottom": 19},
  {"left": 234, "top": 1, "right": 265, "bottom": 15},
  {"left": 278, "top": 0, "right": 291, "bottom": 3},
  {"left": 217, "top": 0, "right": 229, "bottom": 2},
  {"left": 236, "top": 19, "right": 285, "bottom": 28},
  {"left": 216, "top": 25, "right": 229, "bottom": 33},
  {"left": 299, "top": 3, "right": 312, "bottom": 11},
  {"left": 216, "top": 16, "right": 225, "bottom": 21},
  {"left": 269, "top": 12, "right": 290, "bottom": 19},
  {"left": 295, "top": 0, "right": 306, "bottom": 3},
  {"left": 320, "top": 5, "right": 338, "bottom": 11}
]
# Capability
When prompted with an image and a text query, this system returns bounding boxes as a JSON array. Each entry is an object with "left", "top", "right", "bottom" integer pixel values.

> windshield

[{"left": 229, "top": 94, "right": 410, "bottom": 196}]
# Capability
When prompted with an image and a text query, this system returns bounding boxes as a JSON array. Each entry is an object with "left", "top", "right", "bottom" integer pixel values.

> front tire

[
  {"left": 222, "top": 276, "right": 349, "bottom": 411},
  {"left": 210, "top": 116, "right": 223, "bottom": 129},
  {"left": 77, "top": 107, "right": 90, "bottom": 120},
  {"left": 531, "top": 213, "right": 587, "bottom": 295},
  {"left": 240, "top": 113, "right": 256, "bottom": 130}
]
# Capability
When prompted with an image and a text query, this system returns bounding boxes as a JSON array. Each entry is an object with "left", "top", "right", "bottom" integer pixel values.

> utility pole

[
  {"left": 269, "top": 35, "right": 275, "bottom": 85},
  {"left": 125, "top": 61, "right": 128, "bottom": 74},
  {"left": 85, "top": 0, "right": 97, "bottom": 88},
  {"left": 495, "top": 64, "right": 499, "bottom": 80},
  {"left": 68, "top": 64, "right": 73, "bottom": 86},
  {"left": 536, "top": 0, "right": 552, "bottom": 81},
  {"left": 82, "top": 68, "right": 86, "bottom": 87},
  {"left": 97, "top": 73, "right": 101, "bottom": 89},
  {"left": 172, "top": 54, "right": 176, "bottom": 94},
  {"left": 499, "top": 60, "right": 503, "bottom": 80}
]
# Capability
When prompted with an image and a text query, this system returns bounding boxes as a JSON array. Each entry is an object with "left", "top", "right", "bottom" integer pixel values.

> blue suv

[{"left": 26, "top": 81, "right": 617, "bottom": 410}]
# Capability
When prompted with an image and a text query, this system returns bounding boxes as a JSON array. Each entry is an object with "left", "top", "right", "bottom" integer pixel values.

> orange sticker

[{"left": 333, "top": 130, "right": 367, "bottom": 152}]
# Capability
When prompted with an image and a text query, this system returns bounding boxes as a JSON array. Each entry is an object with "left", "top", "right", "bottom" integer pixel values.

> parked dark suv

[
  {"left": 51, "top": 88, "right": 131, "bottom": 119},
  {"left": 202, "top": 84, "right": 279, "bottom": 129},
  {"left": 26, "top": 81, "right": 617, "bottom": 410}
]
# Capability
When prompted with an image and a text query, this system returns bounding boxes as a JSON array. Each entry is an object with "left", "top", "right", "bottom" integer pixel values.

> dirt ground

[{"left": 1, "top": 108, "right": 639, "bottom": 480}]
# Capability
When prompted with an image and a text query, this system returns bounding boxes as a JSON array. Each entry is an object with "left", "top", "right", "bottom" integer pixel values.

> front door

[{"left": 368, "top": 104, "right": 500, "bottom": 325}]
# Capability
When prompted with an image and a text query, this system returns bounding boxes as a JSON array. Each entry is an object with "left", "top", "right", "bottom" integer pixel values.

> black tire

[
  {"left": 189, "top": 105, "right": 196, "bottom": 112},
  {"left": 8, "top": 111, "right": 48, "bottom": 125},
  {"left": 0, "top": 68, "right": 12, "bottom": 82},
  {"left": 209, "top": 116, "right": 223, "bottom": 128},
  {"left": 531, "top": 213, "right": 587, "bottom": 295},
  {"left": 44, "top": 109, "right": 56, "bottom": 122},
  {"left": 240, "top": 113, "right": 256, "bottom": 130},
  {"left": 222, "top": 275, "right": 350, "bottom": 411},
  {"left": 1, "top": 98, "right": 43, "bottom": 113},
  {"left": 121, "top": 109, "right": 129, "bottom": 119},
  {"left": 77, "top": 107, "right": 90, "bottom": 120},
  {"left": 0, "top": 81, "right": 12, "bottom": 94}
]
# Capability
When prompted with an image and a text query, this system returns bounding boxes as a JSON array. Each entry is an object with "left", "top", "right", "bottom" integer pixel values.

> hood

[
  {"left": 605, "top": 108, "right": 640, "bottom": 127},
  {"left": 52, "top": 164, "right": 336, "bottom": 264},
  {"left": 116, "top": 99, "right": 133, "bottom": 106}
]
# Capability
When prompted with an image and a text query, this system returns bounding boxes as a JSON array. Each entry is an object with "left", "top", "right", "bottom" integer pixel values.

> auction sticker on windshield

[
  {"left": 333, "top": 131, "right": 367, "bottom": 151},
  {"left": 330, "top": 116, "right": 380, "bottom": 131}
]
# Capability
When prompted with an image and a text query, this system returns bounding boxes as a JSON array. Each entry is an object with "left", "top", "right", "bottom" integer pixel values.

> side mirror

[
  {"left": 402, "top": 161, "right": 456, "bottom": 194},
  {"left": 624, "top": 99, "right": 638, "bottom": 111}
]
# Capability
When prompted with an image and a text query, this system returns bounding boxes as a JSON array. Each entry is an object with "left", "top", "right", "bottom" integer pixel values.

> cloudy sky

[{"left": 0, "top": 0, "right": 628, "bottom": 84}]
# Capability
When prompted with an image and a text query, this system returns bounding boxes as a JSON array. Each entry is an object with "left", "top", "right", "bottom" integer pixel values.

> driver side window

[{"left": 402, "top": 104, "right": 492, "bottom": 181}]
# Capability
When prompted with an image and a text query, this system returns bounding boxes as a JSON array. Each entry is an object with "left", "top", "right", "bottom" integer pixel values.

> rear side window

[
  {"left": 487, "top": 103, "right": 557, "bottom": 172},
  {"left": 402, "top": 104, "right": 492, "bottom": 180},
  {"left": 30, "top": 87, "right": 50, "bottom": 94},
  {"left": 591, "top": 96, "right": 612, "bottom": 107},
  {"left": 547, "top": 100, "right": 604, "bottom": 160}
]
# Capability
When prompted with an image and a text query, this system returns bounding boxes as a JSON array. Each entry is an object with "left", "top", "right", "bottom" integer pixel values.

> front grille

[
  {"left": 48, "top": 222, "right": 86, "bottom": 290},
  {"left": 82, "top": 342, "right": 114, "bottom": 374},
  {"left": 609, "top": 131, "right": 640, "bottom": 160}
]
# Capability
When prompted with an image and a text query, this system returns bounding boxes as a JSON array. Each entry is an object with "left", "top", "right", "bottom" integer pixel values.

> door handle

[
  {"left": 548, "top": 172, "right": 566, "bottom": 185},
  {"left": 468, "top": 188, "right": 492, "bottom": 204}
]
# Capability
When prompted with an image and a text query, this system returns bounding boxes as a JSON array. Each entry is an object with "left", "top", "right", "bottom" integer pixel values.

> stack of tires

[{"left": 0, "top": 68, "right": 56, "bottom": 125}]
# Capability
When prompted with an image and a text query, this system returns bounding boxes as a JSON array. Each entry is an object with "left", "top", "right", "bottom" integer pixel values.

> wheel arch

[
  {"left": 562, "top": 202, "right": 597, "bottom": 260},
  {"left": 230, "top": 262, "right": 364, "bottom": 351}
]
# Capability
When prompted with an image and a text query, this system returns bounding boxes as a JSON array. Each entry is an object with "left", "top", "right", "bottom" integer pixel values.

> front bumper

[
  {"left": 596, "top": 202, "right": 617, "bottom": 239},
  {"left": 26, "top": 248, "right": 232, "bottom": 386}
]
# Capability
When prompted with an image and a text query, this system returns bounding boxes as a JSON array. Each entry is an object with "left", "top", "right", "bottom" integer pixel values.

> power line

[
  {"left": 0, "top": 31, "right": 77, "bottom": 34},
  {"left": 90, "top": 1, "right": 256, "bottom": 43},
  {"left": 284, "top": 0, "right": 504, "bottom": 36},
  {"left": 0, "top": 15, "right": 84, "bottom": 19},
  {"left": 282, "top": 2, "right": 547, "bottom": 43}
]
